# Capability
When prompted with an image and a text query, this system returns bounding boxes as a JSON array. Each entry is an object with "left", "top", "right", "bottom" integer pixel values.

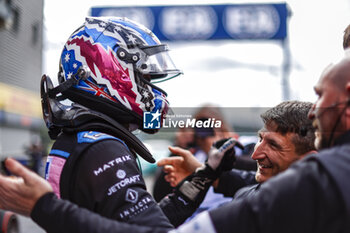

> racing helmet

[{"left": 57, "top": 17, "right": 182, "bottom": 133}]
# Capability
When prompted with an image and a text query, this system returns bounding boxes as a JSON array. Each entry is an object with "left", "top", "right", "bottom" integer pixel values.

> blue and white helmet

[{"left": 57, "top": 17, "right": 182, "bottom": 132}]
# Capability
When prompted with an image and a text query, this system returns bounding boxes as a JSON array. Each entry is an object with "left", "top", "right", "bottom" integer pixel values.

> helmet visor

[{"left": 136, "top": 45, "right": 183, "bottom": 83}]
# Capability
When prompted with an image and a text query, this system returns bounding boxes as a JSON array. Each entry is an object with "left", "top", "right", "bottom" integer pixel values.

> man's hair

[
  {"left": 343, "top": 24, "right": 350, "bottom": 49},
  {"left": 260, "top": 101, "right": 315, "bottom": 155}
]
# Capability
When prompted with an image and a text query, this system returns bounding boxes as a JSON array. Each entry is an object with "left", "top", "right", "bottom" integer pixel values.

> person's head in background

[
  {"left": 174, "top": 127, "right": 195, "bottom": 149},
  {"left": 193, "top": 103, "right": 238, "bottom": 140},
  {"left": 308, "top": 54, "right": 350, "bottom": 150},
  {"left": 343, "top": 24, "right": 350, "bottom": 49},
  {"left": 193, "top": 119, "right": 217, "bottom": 154},
  {"left": 190, "top": 103, "right": 238, "bottom": 155},
  {"left": 252, "top": 101, "right": 316, "bottom": 183}
]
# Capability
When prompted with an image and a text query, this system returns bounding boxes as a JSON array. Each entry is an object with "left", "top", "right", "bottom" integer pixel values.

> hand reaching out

[
  {"left": 0, "top": 158, "right": 53, "bottom": 216},
  {"left": 157, "top": 146, "right": 202, "bottom": 187}
]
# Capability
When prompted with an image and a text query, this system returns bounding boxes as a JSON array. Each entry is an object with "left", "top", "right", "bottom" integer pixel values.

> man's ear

[{"left": 346, "top": 82, "right": 350, "bottom": 93}]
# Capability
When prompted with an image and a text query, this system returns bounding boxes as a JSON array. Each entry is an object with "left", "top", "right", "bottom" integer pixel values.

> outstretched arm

[
  {"left": 0, "top": 158, "right": 173, "bottom": 233},
  {"left": 0, "top": 158, "right": 52, "bottom": 216},
  {"left": 159, "top": 138, "right": 243, "bottom": 226},
  {"left": 157, "top": 146, "right": 202, "bottom": 187}
]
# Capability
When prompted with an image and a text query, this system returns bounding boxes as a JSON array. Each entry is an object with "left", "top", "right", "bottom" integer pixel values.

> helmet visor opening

[{"left": 136, "top": 45, "right": 183, "bottom": 83}]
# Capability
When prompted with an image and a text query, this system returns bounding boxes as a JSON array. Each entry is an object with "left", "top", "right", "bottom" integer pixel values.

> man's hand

[
  {"left": 0, "top": 158, "right": 53, "bottom": 216},
  {"left": 157, "top": 146, "right": 202, "bottom": 187},
  {"left": 174, "top": 138, "right": 243, "bottom": 204},
  {"left": 207, "top": 138, "right": 244, "bottom": 172}
]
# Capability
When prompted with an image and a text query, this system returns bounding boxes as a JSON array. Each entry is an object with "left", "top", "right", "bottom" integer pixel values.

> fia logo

[
  {"left": 143, "top": 110, "right": 161, "bottom": 129},
  {"left": 125, "top": 188, "right": 138, "bottom": 203}
]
